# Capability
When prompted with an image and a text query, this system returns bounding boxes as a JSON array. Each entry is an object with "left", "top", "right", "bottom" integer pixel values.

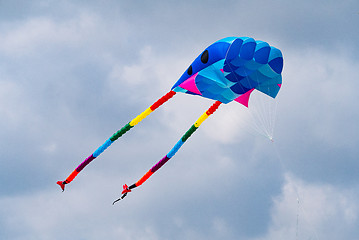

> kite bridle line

[
  {"left": 113, "top": 100, "right": 222, "bottom": 204},
  {"left": 57, "top": 90, "right": 176, "bottom": 191}
]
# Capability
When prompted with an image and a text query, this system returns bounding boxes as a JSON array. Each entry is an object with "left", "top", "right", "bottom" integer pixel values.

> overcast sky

[{"left": 1, "top": 1, "right": 358, "bottom": 239}]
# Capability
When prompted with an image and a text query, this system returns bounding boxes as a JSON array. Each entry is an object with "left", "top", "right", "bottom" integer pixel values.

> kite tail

[
  {"left": 57, "top": 90, "right": 176, "bottom": 191},
  {"left": 113, "top": 100, "right": 222, "bottom": 204}
]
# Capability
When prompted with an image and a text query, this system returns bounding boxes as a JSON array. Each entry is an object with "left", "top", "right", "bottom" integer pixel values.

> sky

[{"left": 0, "top": 0, "right": 358, "bottom": 239}]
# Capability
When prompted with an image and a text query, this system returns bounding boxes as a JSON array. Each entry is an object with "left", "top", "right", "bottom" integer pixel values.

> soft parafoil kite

[{"left": 57, "top": 37, "right": 283, "bottom": 204}]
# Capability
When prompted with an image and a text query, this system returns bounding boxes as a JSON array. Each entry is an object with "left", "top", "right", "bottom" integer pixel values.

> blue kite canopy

[{"left": 171, "top": 37, "right": 283, "bottom": 106}]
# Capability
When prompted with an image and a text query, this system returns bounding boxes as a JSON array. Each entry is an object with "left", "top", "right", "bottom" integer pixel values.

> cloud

[
  {"left": 0, "top": 13, "right": 99, "bottom": 57},
  {"left": 1, "top": 1, "right": 359, "bottom": 239},
  {"left": 253, "top": 173, "right": 359, "bottom": 240},
  {"left": 274, "top": 46, "right": 359, "bottom": 185}
]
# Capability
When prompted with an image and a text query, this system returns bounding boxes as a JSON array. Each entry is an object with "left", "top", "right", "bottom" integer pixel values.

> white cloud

[
  {"left": 108, "top": 45, "right": 162, "bottom": 94},
  {"left": 0, "top": 12, "right": 100, "bottom": 57},
  {"left": 253, "top": 173, "right": 359, "bottom": 240}
]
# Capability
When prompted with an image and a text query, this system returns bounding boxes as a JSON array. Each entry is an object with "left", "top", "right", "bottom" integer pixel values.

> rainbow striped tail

[
  {"left": 113, "top": 101, "right": 222, "bottom": 203},
  {"left": 57, "top": 91, "right": 176, "bottom": 191}
]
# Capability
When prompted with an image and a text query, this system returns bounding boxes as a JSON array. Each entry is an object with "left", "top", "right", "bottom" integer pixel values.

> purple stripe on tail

[
  {"left": 76, "top": 154, "right": 96, "bottom": 172},
  {"left": 151, "top": 155, "right": 170, "bottom": 173}
]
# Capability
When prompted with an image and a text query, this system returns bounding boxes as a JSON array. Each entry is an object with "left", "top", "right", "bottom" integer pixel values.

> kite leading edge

[{"left": 57, "top": 36, "right": 283, "bottom": 203}]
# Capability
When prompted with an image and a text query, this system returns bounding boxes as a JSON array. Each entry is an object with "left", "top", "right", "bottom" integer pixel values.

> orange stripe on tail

[
  {"left": 135, "top": 170, "right": 153, "bottom": 187},
  {"left": 66, "top": 170, "right": 79, "bottom": 183}
]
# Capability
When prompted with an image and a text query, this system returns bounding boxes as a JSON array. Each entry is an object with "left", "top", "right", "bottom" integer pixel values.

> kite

[{"left": 57, "top": 37, "right": 283, "bottom": 204}]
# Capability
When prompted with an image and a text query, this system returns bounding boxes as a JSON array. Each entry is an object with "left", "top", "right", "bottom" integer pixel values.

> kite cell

[{"left": 57, "top": 37, "right": 283, "bottom": 203}]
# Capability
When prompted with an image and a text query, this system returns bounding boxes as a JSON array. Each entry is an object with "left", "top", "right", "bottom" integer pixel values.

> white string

[{"left": 272, "top": 142, "right": 320, "bottom": 240}]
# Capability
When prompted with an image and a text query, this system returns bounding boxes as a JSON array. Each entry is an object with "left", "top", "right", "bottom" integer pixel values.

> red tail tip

[
  {"left": 57, "top": 181, "right": 66, "bottom": 191},
  {"left": 121, "top": 184, "right": 131, "bottom": 194}
]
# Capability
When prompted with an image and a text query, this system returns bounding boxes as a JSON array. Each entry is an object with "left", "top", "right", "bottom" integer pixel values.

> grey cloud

[{"left": 1, "top": 1, "right": 358, "bottom": 239}]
